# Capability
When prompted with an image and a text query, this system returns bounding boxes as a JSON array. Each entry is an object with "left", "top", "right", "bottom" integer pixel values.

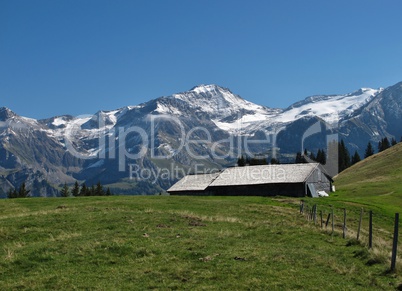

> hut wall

[
  {"left": 169, "top": 190, "right": 214, "bottom": 196},
  {"left": 305, "top": 168, "right": 332, "bottom": 193},
  {"left": 208, "top": 183, "right": 305, "bottom": 197}
]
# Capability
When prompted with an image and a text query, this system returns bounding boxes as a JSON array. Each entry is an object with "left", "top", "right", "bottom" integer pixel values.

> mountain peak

[
  {"left": 189, "top": 84, "right": 231, "bottom": 95},
  {"left": 0, "top": 107, "right": 17, "bottom": 121}
]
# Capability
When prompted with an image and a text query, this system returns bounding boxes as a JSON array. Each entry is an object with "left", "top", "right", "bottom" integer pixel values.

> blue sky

[{"left": 1, "top": 0, "right": 402, "bottom": 119}]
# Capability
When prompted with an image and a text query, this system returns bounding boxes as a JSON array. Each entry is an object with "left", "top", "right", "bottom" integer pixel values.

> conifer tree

[
  {"left": 95, "top": 181, "right": 104, "bottom": 196},
  {"left": 338, "top": 140, "right": 351, "bottom": 172},
  {"left": 351, "top": 151, "right": 361, "bottom": 165},
  {"left": 249, "top": 157, "right": 267, "bottom": 165},
  {"left": 18, "top": 182, "right": 30, "bottom": 198},
  {"left": 391, "top": 137, "right": 397, "bottom": 146},
  {"left": 90, "top": 185, "right": 96, "bottom": 196},
  {"left": 237, "top": 155, "right": 246, "bottom": 166},
  {"left": 364, "top": 142, "right": 374, "bottom": 158},
  {"left": 60, "top": 183, "right": 70, "bottom": 197},
  {"left": 79, "top": 183, "right": 88, "bottom": 196},
  {"left": 316, "top": 149, "right": 326, "bottom": 165},
  {"left": 378, "top": 137, "right": 390, "bottom": 152},
  {"left": 7, "top": 188, "right": 17, "bottom": 199},
  {"left": 295, "top": 152, "right": 307, "bottom": 163},
  {"left": 270, "top": 158, "right": 280, "bottom": 164},
  {"left": 72, "top": 181, "right": 80, "bottom": 197},
  {"left": 106, "top": 187, "right": 112, "bottom": 196}
]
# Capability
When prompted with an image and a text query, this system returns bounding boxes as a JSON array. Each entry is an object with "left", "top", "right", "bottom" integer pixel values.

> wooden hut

[{"left": 168, "top": 163, "right": 332, "bottom": 197}]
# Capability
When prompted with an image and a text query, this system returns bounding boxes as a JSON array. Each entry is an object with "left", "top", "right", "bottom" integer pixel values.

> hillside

[
  {"left": 333, "top": 142, "right": 402, "bottom": 215},
  {"left": 0, "top": 196, "right": 400, "bottom": 289}
]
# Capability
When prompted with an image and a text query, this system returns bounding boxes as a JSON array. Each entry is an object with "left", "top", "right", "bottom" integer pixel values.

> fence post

[
  {"left": 313, "top": 205, "right": 317, "bottom": 225},
  {"left": 369, "top": 210, "right": 373, "bottom": 249},
  {"left": 357, "top": 208, "right": 363, "bottom": 241},
  {"left": 305, "top": 205, "right": 309, "bottom": 220},
  {"left": 391, "top": 213, "right": 399, "bottom": 272},
  {"left": 320, "top": 210, "right": 323, "bottom": 229},
  {"left": 300, "top": 200, "right": 304, "bottom": 214},
  {"left": 343, "top": 208, "right": 347, "bottom": 239},
  {"left": 331, "top": 207, "right": 334, "bottom": 234},
  {"left": 325, "top": 213, "right": 331, "bottom": 228},
  {"left": 310, "top": 205, "right": 314, "bottom": 221}
]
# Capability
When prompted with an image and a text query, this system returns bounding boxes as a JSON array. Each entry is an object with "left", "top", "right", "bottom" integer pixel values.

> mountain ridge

[{"left": 0, "top": 82, "right": 401, "bottom": 196}]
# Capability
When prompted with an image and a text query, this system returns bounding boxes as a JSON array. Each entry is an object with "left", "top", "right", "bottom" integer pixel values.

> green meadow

[
  {"left": 1, "top": 144, "right": 402, "bottom": 289},
  {"left": 0, "top": 195, "right": 400, "bottom": 290},
  {"left": 332, "top": 142, "right": 402, "bottom": 216}
]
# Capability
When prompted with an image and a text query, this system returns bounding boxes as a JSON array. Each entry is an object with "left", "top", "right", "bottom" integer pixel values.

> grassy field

[
  {"left": 0, "top": 195, "right": 401, "bottom": 290},
  {"left": 1, "top": 144, "right": 401, "bottom": 289},
  {"left": 332, "top": 142, "right": 402, "bottom": 216}
]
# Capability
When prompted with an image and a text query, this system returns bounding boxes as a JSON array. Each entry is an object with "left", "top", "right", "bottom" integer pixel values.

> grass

[
  {"left": 0, "top": 195, "right": 400, "bottom": 290},
  {"left": 1, "top": 145, "right": 402, "bottom": 289},
  {"left": 332, "top": 142, "right": 402, "bottom": 216}
]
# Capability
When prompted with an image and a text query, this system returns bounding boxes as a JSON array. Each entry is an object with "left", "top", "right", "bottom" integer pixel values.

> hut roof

[
  {"left": 209, "top": 163, "right": 321, "bottom": 187},
  {"left": 167, "top": 172, "right": 220, "bottom": 192},
  {"left": 167, "top": 163, "right": 330, "bottom": 193}
]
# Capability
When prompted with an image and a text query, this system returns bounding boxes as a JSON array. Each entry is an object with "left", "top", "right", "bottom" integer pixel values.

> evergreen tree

[
  {"left": 391, "top": 137, "right": 397, "bottom": 146},
  {"left": 309, "top": 151, "right": 316, "bottom": 161},
  {"left": 378, "top": 137, "right": 390, "bottom": 152},
  {"left": 90, "top": 185, "right": 96, "bottom": 196},
  {"left": 95, "top": 181, "right": 104, "bottom": 196},
  {"left": 383, "top": 137, "right": 390, "bottom": 149},
  {"left": 79, "top": 183, "right": 88, "bottom": 196},
  {"left": 7, "top": 188, "right": 17, "bottom": 199},
  {"left": 249, "top": 157, "right": 267, "bottom": 165},
  {"left": 72, "top": 181, "right": 80, "bottom": 197},
  {"left": 106, "top": 187, "right": 112, "bottom": 196},
  {"left": 351, "top": 151, "right": 361, "bottom": 165},
  {"left": 60, "top": 183, "right": 70, "bottom": 197},
  {"left": 295, "top": 152, "right": 307, "bottom": 163},
  {"left": 18, "top": 183, "right": 30, "bottom": 198},
  {"left": 270, "top": 158, "right": 280, "bottom": 164},
  {"left": 338, "top": 140, "right": 351, "bottom": 172},
  {"left": 364, "top": 142, "right": 374, "bottom": 158},
  {"left": 316, "top": 149, "right": 326, "bottom": 165},
  {"left": 237, "top": 155, "right": 246, "bottom": 167}
]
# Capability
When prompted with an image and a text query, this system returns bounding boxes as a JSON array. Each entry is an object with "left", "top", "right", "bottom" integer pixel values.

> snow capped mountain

[
  {"left": 175, "top": 85, "right": 382, "bottom": 134},
  {"left": 276, "top": 87, "right": 382, "bottom": 124},
  {"left": 152, "top": 84, "right": 280, "bottom": 134},
  {"left": 0, "top": 107, "right": 17, "bottom": 121},
  {"left": 0, "top": 82, "right": 401, "bottom": 196}
]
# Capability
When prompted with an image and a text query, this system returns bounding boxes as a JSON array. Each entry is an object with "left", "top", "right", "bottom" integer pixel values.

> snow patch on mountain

[
  {"left": 52, "top": 117, "right": 67, "bottom": 126},
  {"left": 209, "top": 87, "right": 381, "bottom": 133},
  {"left": 277, "top": 88, "right": 382, "bottom": 124}
]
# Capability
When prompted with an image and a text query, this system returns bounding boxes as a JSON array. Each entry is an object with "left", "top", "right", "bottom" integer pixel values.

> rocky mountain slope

[{"left": 0, "top": 82, "right": 401, "bottom": 196}]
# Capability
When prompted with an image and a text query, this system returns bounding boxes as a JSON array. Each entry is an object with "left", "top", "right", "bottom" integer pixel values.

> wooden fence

[{"left": 299, "top": 201, "right": 400, "bottom": 272}]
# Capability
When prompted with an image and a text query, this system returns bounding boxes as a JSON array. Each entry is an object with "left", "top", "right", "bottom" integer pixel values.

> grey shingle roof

[
  {"left": 167, "top": 172, "right": 220, "bottom": 192},
  {"left": 209, "top": 163, "right": 319, "bottom": 187},
  {"left": 167, "top": 163, "right": 323, "bottom": 192}
]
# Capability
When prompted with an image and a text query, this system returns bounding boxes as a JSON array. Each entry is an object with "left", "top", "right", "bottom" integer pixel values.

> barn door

[{"left": 307, "top": 183, "right": 318, "bottom": 198}]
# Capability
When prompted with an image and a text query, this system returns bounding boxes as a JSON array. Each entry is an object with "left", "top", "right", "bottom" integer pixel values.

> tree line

[
  {"left": 7, "top": 183, "right": 30, "bottom": 198},
  {"left": 8, "top": 181, "right": 112, "bottom": 198},
  {"left": 295, "top": 136, "right": 401, "bottom": 172},
  {"left": 60, "top": 181, "right": 112, "bottom": 197},
  {"left": 237, "top": 155, "right": 280, "bottom": 166},
  {"left": 237, "top": 136, "right": 401, "bottom": 173}
]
